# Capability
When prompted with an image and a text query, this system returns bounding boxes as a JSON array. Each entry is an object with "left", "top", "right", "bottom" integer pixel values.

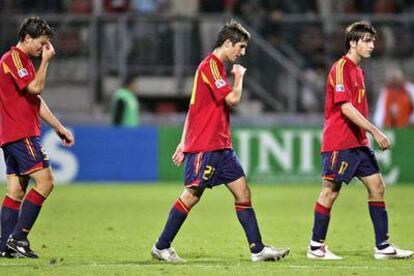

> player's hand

[
  {"left": 172, "top": 143, "right": 185, "bottom": 166},
  {"left": 231, "top": 64, "right": 246, "bottom": 77},
  {"left": 373, "top": 129, "right": 391, "bottom": 151},
  {"left": 42, "top": 41, "right": 55, "bottom": 61},
  {"left": 56, "top": 126, "right": 75, "bottom": 147}
]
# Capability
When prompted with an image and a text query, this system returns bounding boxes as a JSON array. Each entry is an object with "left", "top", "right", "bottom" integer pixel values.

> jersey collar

[{"left": 342, "top": 55, "right": 358, "bottom": 68}]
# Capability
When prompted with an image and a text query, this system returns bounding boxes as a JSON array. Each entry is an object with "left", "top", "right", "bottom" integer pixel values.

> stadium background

[
  {"left": 0, "top": 1, "right": 414, "bottom": 275},
  {"left": 0, "top": 0, "right": 413, "bottom": 184}
]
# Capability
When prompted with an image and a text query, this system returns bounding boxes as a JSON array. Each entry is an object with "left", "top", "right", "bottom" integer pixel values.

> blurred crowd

[{"left": 1, "top": 0, "right": 414, "bottom": 125}]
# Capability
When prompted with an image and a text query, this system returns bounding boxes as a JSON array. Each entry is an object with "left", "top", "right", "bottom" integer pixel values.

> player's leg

[
  {"left": 6, "top": 137, "right": 52, "bottom": 258},
  {"left": 360, "top": 173, "right": 388, "bottom": 248},
  {"left": 360, "top": 173, "right": 413, "bottom": 259},
  {"left": 308, "top": 149, "right": 354, "bottom": 260},
  {"left": 152, "top": 152, "right": 209, "bottom": 262},
  {"left": 11, "top": 167, "right": 54, "bottom": 240},
  {"left": 155, "top": 186, "right": 203, "bottom": 249},
  {"left": 311, "top": 179, "right": 342, "bottom": 244},
  {"left": 152, "top": 186, "right": 204, "bottom": 262},
  {"left": 307, "top": 179, "right": 343, "bottom": 259},
  {"left": 226, "top": 177, "right": 290, "bottom": 261},
  {"left": 0, "top": 175, "right": 28, "bottom": 258},
  {"left": 226, "top": 177, "right": 264, "bottom": 252}
]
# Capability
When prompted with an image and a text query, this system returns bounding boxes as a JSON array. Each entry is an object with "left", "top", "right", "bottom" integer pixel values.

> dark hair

[
  {"left": 122, "top": 73, "right": 137, "bottom": 87},
  {"left": 18, "top": 17, "right": 54, "bottom": 41},
  {"left": 344, "top": 21, "right": 376, "bottom": 53},
  {"left": 213, "top": 19, "right": 251, "bottom": 49}
]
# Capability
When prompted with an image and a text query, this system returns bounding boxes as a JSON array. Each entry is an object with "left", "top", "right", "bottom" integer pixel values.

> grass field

[{"left": 0, "top": 183, "right": 413, "bottom": 275}]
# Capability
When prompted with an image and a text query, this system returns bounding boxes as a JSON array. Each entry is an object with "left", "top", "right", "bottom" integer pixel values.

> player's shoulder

[
  {"left": 329, "top": 57, "right": 353, "bottom": 75},
  {"left": 199, "top": 54, "right": 215, "bottom": 69},
  {"left": 1, "top": 48, "right": 25, "bottom": 66}
]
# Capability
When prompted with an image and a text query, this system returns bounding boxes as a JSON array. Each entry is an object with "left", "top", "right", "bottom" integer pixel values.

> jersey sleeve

[
  {"left": 199, "top": 59, "right": 232, "bottom": 101},
  {"left": 331, "top": 60, "right": 352, "bottom": 104},
  {"left": 3, "top": 51, "right": 34, "bottom": 91}
]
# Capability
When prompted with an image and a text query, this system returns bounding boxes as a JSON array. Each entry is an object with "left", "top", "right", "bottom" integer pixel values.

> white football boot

[
  {"left": 374, "top": 245, "right": 413, "bottom": 260},
  {"left": 307, "top": 244, "right": 343, "bottom": 260},
  {"left": 151, "top": 245, "right": 186, "bottom": 262},
  {"left": 251, "top": 245, "right": 290, "bottom": 262}
]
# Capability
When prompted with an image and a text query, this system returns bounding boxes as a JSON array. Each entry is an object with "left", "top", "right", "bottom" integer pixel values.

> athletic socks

[
  {"left": 235, "top": 201, "right": 264, "bottom": 254},
  {"left": 368, "top": 201, "right": 390, "bottom": 249},
  {"left": 12, "top": 189, "right": 46, "bottom": 241},
  {"left": 0, "top": 196, "right": 21, "bottom": 251},
  {"left": 155, "top": 198, "right": 190, "bottom": 250},
  {"left": 311, "top": 202, "right": 331, "bottom": 249}
]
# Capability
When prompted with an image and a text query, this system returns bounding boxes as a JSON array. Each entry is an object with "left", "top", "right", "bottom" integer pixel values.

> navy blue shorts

[
  {"left": 2, "top": 137, "right": 50, "bottom": 176},
  {"left": 184, "top": 149, "right": 245, "bottom": 189},
  {"left": 322, "top": 147, "right": 380, "bottom": 184}
]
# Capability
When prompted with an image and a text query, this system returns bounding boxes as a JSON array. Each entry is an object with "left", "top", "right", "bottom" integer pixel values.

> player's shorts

[
  {"left": 322, "top": 146, "right": 380, "bottom": 184},
  {"left": 2, "top": 137, "right": 50, "bottom": 176},
  {"left": 184, "top": 149, "right": 245, "bottom": 189}
]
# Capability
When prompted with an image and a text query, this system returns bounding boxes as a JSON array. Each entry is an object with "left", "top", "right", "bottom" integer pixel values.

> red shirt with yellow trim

[
  {"left": 0, "top": 46, "right": 40, "bottom": 146},
  {"left": 322, "top": 56, "right": 369, "bottom": 152},
  {"left": 184, "top": 53, "right": 233, "bottom": 153}
]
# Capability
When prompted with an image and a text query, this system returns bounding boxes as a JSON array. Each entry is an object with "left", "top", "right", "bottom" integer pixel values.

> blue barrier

[{"left": 0, "top": 126, "right": 158, "bottom": 183}]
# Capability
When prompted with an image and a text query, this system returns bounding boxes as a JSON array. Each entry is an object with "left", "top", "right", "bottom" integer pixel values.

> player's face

[
  {"left": 227, "top": 41, "right": 248, "bottom": 63},
  {"left": 356, "top": 33, "right": 375, "bottom": 58},
  {"left": 26, "top": 35, "right": 50, "bottom": 57}
]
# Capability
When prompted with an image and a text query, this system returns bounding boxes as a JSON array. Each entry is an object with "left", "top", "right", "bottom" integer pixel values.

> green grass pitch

[{"left": 0, "top": 183, "right": 413, "bottom": 275}]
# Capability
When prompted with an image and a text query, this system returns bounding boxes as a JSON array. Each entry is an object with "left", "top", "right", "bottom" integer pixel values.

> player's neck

[
  {"left": 16, "top": 42, "right": 29, "bottom": 55},
  {"left": 346, "top": 52, "right": 362, "bottom": 65},
  {"left": 212, "top": 48, "right": 226, "bottom": 63}
]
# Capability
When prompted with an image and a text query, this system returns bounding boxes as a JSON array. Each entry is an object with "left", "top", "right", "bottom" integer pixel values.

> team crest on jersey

[
  {"left": 215, "top": 79, "right": 226, "bottom": 89},
  {"left": 335, "top": 84, "right": 345, "bottom": 92},
  {"left": 17, "top": 68, "right": 28, "bottom": 78}
]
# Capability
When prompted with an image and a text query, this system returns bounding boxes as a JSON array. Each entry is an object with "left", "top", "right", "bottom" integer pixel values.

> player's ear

[
  {"left": 350, "top": 40, "right": 357, "bottom": 49},
  {"left": 224, "top": 39, "right": 232, "bottom": 48},
  {"left": 23, "top": 34, "right": 32, "bottom": 43}
]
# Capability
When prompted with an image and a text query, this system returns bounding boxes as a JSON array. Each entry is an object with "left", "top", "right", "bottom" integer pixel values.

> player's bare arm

[
  {"left": 225, "top": 64, "right": 246, "bottom": 107},
  {"left": 172, "top": 113, "right": 189, "bottom": 166},
  {"left": 38, "top": 96, "right": 75, "bottom": 147},
  {"left": 26, "top": 41, "right": 55, "bottom": 95},
  {"left": 341, "top": 102, "right": 391, "bottom": 150}
]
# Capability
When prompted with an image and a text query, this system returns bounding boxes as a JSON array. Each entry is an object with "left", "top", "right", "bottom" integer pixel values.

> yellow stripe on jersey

[
  {"left": 201, "top": 72, "right": 211, "bottom": 86},
  {"left": 335, "top": 59, "right": 346, "bottom": 85},
  {"left": 190, "top": 70, "right": 199, "bottom": 105},
  {"left": 329, "top": 75, "right": 334, "bottom": 87},
  {"left": 11, "top": 51, "right": 23, "bottom": 70},
  {"left": 209, "top": 59, "right": 221, "bottom": 81},
  {"left": 2, "top": 62, "right": 18, "bottom": 79}
]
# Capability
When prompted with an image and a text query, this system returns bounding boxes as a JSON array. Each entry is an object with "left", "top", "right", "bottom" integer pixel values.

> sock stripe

[
  {"left": 315, "top": 202, "right": 331, "bottom": 216},
  {"left": 174, "top": 198, "right": 189, "bottom": 214},
  {"left": 3, "top": 196, "right": 21, "bottom": 210},
  {"left": 235, "top": 201, "right": 252, "bottom": 211},
  {"left": 25, "top": 189, "right": 46, "bottom": 206},
  {"left": 369, "top": 201, "right": 386, "bottom": 208}
]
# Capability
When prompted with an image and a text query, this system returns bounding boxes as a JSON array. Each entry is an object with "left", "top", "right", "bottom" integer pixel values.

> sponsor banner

[
  {"left": 159, "top": 127, "right": 413, "bottom": 184},
  {"left": 0, "top": 126, "right": 158, "bottom": 183}
]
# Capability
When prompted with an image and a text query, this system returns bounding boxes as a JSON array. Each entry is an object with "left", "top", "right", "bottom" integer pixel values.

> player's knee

[
  {"left": 6, "top": 187, "right": 25, "bottom": 201},
  {"left": 369, "top": 183, "right": 385, "bottom": 197},
  {"left": 182, "top": 187, "right": 203, "bottom": 206},
  {"left": 236, "top": 187, "right": 251, "bottom": 202},
  {"left": 34, "top": 173, "right": 55, "bottom": 196},
  {"left": 320, "top": 189, "right": 339, "bottom": 202}
]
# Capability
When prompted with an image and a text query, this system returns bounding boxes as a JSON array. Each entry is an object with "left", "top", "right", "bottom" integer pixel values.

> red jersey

[
  {"left": 0, "top": 46, "right": 40, "bottom": 146},
  {"left": 183, "top": 53, "right": 233, "bottom": 153},
  {"left": 322, "top": 56, "right": 369, "bottom": 152}
]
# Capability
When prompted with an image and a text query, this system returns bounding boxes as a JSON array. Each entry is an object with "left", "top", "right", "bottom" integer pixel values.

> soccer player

[
  {"left": 307, "top": 21, "right": 413, "bottom": 260},
  {"left": 0, "top": 17, "right": 74, "bottom": 258},
  {"left": 151, "top": 20, "right": 290, "bottom": 262}
]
